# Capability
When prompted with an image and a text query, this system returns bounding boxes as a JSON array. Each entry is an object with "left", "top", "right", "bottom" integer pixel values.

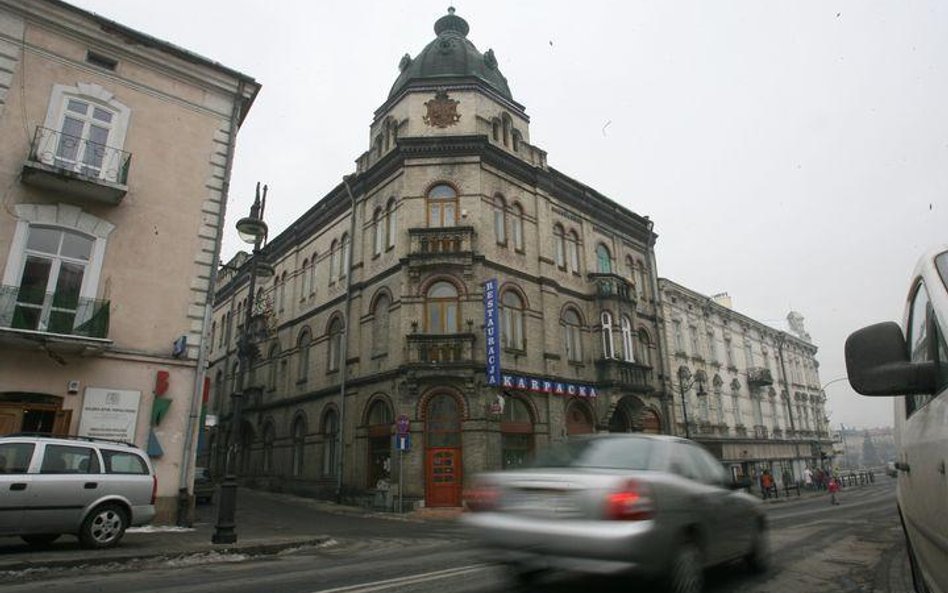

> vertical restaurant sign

[{"left": 484, "top": 278, "right": 501, "bottom": 385}]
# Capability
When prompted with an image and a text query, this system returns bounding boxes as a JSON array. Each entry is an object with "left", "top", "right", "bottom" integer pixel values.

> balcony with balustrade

[
  {"left": 21, "top": 126, "right": 131, "bottom": 204},
  {"left": 405, "top": 332, "right": 476, "bottom": 366},
  {"left": 587, "top": 273, "right": 635, "bottom": 304},
  {"left": 746, "top": 367, "right": 774, "bottom": 387},
  {"left": 594, "top": 358, "right": 655, "bottom": 393},
  {"left": 407, "top": 226, "right": 475, "bottom": 273}
]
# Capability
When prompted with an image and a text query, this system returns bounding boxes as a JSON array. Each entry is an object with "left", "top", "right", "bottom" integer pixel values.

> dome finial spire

[{"left": 434, "top": 7, "right": 469, "bottom": 37}]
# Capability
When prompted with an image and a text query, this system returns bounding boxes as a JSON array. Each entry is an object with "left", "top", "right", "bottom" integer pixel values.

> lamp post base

[{"left": 212, "top": 474, "right": 238, "bottom": 544}]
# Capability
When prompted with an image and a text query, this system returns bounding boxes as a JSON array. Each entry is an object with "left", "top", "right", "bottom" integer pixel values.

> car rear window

[
  {"left": 0, "top": 443, "right": 35, "bottom": 474},
  {"left": 529, "top": 437, "right": 654, "bottom": 470},
  {"left": 102, "top": 450, "right": 149, "bottom": 475}
]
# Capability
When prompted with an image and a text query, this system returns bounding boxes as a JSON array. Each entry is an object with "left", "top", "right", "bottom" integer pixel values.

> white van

[{"left": 845, "top": 246, "right": 948, "bottom": 593}]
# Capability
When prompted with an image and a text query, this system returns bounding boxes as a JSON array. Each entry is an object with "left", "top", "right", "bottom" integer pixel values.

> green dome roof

[{"left": 389, "top": 8, "right": 512, "bottom": 101}]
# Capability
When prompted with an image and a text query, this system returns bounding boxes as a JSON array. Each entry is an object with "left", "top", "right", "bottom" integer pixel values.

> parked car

[
  {"left": 462, "top": 434, "right": 767, "bottom": 593},
  {"left": 193, "top": 467, "right": 215, "bottom": 504},
  {"left": 0, "top": 435, "right": 156, "bottom": 549},
  {"left": 845, "top": 246, "right": 948, "bottom": 593}
]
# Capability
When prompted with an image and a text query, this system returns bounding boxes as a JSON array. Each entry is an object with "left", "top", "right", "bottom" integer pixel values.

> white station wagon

[
  {"left": 846, "top": 246, "right": 948, "bottom": 593},
  {"left": 0, "top": 435, "right": 156, "bottom": 548}
]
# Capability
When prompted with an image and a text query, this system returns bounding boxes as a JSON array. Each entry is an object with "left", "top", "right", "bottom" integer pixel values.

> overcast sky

[{"left": 70, "top": 1, "right": 948, "bottom": 429}]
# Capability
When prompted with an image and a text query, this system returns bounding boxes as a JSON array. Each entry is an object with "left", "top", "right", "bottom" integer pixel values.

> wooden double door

[{"left": 0, "top": 393, "right": 70, "bottom": 436}]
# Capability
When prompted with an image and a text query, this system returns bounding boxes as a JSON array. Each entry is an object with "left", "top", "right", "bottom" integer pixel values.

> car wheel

[
  {"left": 666, "top": 540, "right": 703, "bottom": 593},
  {"left": 79, "top": 503, "right": 128, "bottom": 549},
  {"left": 21, "top": 534, "right": 60, "bottom": 547},
  {"left": 745, "top": 523, "right": 770, "bottom": 573}
]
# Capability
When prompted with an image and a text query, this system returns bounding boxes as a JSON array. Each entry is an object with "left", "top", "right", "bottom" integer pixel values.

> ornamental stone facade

[
  {"left": 657, "top": 278, "right": 834, "bottom": 488},
  {"left": 205, "top": 9, "right": 666, "bottom": 509}
]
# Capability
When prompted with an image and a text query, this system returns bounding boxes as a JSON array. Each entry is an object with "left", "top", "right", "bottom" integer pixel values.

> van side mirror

[{"left": 845, "top": 322, "right": 937, "bottom": 396}]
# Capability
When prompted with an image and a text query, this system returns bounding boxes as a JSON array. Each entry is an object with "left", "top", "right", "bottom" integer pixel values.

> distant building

[
  {"left": 207, "top": 9, "right": 664, "bottom": 508},
  {"left": 0, "top": 0, "right": 258, "bottom": 522},
  {"left": 657, "top": 279, "right": 834, "bottom": 485}
]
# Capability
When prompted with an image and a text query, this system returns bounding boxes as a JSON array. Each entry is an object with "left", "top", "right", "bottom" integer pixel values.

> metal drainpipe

[
  {"left": 777, "top": 334, "right": 801, "bottom": 468},
  {"left": 337, "top": 176, "right": 359, "bottom": 502},
  {"left": 176, "top": 80, "right": 245, "bottom": 526}
]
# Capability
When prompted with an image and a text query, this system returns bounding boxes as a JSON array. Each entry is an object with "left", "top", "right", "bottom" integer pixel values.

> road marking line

[{"left": 307, "top": 564, "right": 489, "bottom": 593}]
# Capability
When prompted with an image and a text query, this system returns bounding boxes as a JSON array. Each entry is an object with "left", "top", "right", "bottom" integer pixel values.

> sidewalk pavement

[{"left": 0, "top": 487, "right": 460, "bottom": 575}]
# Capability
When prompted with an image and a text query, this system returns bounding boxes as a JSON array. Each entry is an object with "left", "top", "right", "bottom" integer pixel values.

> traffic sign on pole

[{"left": 396, "top": 434, "right": 411, "bottom": 452}]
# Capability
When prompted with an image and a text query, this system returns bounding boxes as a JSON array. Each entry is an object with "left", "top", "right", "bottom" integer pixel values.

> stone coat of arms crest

[{"left": 423, "top": 90, "right": 461, "bottom": 128}]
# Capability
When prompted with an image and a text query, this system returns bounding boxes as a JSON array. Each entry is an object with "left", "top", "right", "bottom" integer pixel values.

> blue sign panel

[
  {"left": 483, "top": 279, "right": 501, "bottom": 385},
  {"left": 501, "top": 373, "right": 599, "bottom": 398},
  {"left": 396, "top": 434, "right": 411, "bottom": 452}
]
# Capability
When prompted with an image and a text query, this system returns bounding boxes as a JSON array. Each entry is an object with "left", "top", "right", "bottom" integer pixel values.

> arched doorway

[
  {"left": 565, "top": 400, "right": 594, "bottom": 435},
  {"left": 0, "top": 393, "right": 70, "bottom": 435},
  {"left": 638, "top": 408, "right": 662, "bottom": 434},
  {"left": 425, "top": 393, "right": 462, "bottom": 507}
]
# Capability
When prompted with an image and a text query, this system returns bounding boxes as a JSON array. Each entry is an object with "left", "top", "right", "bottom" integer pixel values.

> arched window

[
  {"left": 339, "top": 233, "right": 350, "bottom": 280},
  {"left": 386, "top": 198, "right": 397, "bottom": 249},
  {"left": 230, "top": 360, "right": 240, "bottom": 395},
  {"left": 562, "top": 308, "right": 583, "bottom": 362},
  {"left": 637, "top": 329, "right": 652, "bottom": 367},
  {"left": 278, "top": 271, "right": 287, "bottom": 312},
  {"left": 637, "top": 259, "right": 648, "bottom": 298},
  {"left": 327, "top": 316, "right": 344, "bottom": 371},
  {"left": 553, "top": 224, "right": 566, "bottom": 269},
  {"left": 366, "top": 399, "right": 393, "bottom": 488},
  {"left": 291, "top": 415, "right": 306, "bottom": 477},
  {"left": 373, "top": 207, "right": 384, "bottom": 256},
  {"left": 267, "top": 343, "right": 280, "bottom": 391},
  {"left": 500, "top": 290, "right": 525, "bottom": 350},
  {"left": 427, "top": 184, "right": 458, "bottom": 227},
  {"left": 309, "top": 252, "right": 317, "bottom": 296},
  {"left": 493, "top": 195, "right": 507, "bottom": 244},
  {"left": 425, "top": 281, "right": 459, "bottom": 333},
  {"left": 600, "top": 311, "right": 615, "bottom": 359},
  {"left": 298, "top": 328, "right": 311, "bottom": 382},
  {"left": 372, "top": 294, "right": 390, "bottom": 356},
  {"left": 300, "top": 259, "right": 309, "bottom": 300},
  {"left": 329, "top": 239, "right": 338, "bottom": 283},
  {"left": 426, "top": 394, "right": 460, "bottom": 447},
  {"left": 596, "top": 244, "right": 612, "bottom": 274},
  {"left": 262, "top": 423, "right": 275, "bottom": 475},
  {"left": 567, "top": 230, "right": 580, "bottom": 272},
  {"left": 322, "top": 409, "right": 338, "bottom": 476},
  {"left": 565, "top": 400, "right": 594, "bottom": 435},
  {"left": 502, "top": 114, "right": 511, "bottom": 146},
  {"left": 214, "top": 369, "right": 223, "bottom": 407},
  {"left": 620, "top": 316, "right": 634, "bottom": 362},
  {"left": 511, "top": 203, "right": 524, "bottom": 251}
]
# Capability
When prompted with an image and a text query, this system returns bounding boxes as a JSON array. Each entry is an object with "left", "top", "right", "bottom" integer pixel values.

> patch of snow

[
  {"left": 277, "top": 538, "right": 339, "bottom": 555},
  {"left": 163, "top": 551, "right": 249, "bottom": 567},
  {"left": 127, "top": 525, "right": 196, "bottom": 534}
]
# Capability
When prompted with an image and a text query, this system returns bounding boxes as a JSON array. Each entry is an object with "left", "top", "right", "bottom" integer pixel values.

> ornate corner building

[
  {"left": 657, "top": 279, "right": 834, "bottom": 486},
  {"left": 0, "top": 0, "right": 258, "bottom": 522},
  {"left": 206, "top": 9, "right": 666, "bottom": 508}
]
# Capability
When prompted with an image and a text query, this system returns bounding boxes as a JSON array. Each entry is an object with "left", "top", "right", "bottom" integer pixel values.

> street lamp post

[
  {"left": 213, "top": 183, "right": 273, "bottom": 545},
  {"left": 677, "top": 365, "right": 707, "bottom": 439}
]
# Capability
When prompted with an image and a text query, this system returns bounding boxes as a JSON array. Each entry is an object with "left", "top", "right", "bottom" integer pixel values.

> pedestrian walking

[
  {"left": 760, "top": 470, "right": 775, "bottom": 499},
  {"left": 829, "top": 477, "right": 840, "bottom": 505},
  {"left": 803, "top": 466, "right": 814, "bottom": 490}
]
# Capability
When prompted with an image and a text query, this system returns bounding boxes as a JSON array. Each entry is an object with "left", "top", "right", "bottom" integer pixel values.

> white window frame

[
  {"left": 37, "top": 83, "right": 131, "bottom": 182},
  {"left": 600, "top": 311, "right": 614, "bottom": 359},
  {"left": 2, "top": 204, "right": 114, "bottom": 329},
  {"left": 620, "top": 316, "right": 634, "bottom": 362}
]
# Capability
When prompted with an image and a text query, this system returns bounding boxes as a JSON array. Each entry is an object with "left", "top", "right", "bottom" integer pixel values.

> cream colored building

[
  {"left": 207, "top": 9, "right": 665, "bottom": 509},
  {"left": 657, "top": 279, "right": 834, "bottom": 487},
  {"left": 0, "top": 0, "right": 258, "bottom": 522}
]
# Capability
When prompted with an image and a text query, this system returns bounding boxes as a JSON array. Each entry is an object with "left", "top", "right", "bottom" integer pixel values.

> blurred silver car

[
  {"left": 0, "top": 435, "right": 156, "bottom": 549},
  {"left": 462, "top": 434, "right": 767, "bottom": 593}
]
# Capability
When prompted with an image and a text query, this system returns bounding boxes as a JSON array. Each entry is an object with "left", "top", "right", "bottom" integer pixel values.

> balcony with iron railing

[
  {"left": 407, "top": 226, "right": 475, "bottom": 270},
  {"left": 0, "top": 285, "right": 110, "bottom": 346},
  {"left": 594, "top": 358, "right": 655, "bottom": 392},
  {"left": 587, "top": 273, "right": 635, "bottom": 304},
  {"left": 21, "top": 126, "right": 131, "bottom": 204},
  {"left": 747, "top": 366, "right": 774, "bottom": 387},
  {"left": 405, "top": 332, "right": 476, "bottom": 366}
]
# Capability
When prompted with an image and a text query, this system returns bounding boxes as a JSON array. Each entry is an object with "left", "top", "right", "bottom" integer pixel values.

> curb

[{"left": 0, "top": 536, "right": 330, "bottom": 574}]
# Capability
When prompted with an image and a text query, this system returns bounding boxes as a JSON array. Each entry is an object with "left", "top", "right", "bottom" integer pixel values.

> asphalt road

[{"left": 1, "top": 479, "right": 911, "bottom": 593}]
